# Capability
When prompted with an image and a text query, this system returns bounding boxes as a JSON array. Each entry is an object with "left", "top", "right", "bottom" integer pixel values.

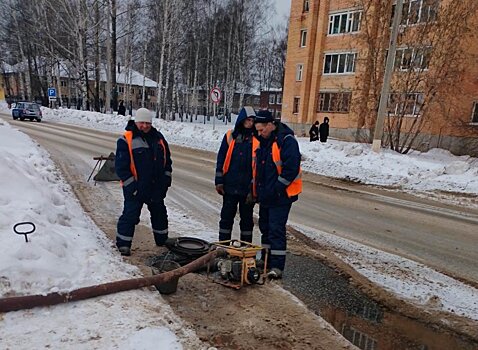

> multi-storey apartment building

[{"left": 283, "top": 0, "right": 478, "bottom": 155}]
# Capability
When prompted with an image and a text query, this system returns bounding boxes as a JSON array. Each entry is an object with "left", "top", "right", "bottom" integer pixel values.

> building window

[
  {"left": 393, "top": 0, "right": 440, "bottom": 26},
  {"left": 360, "top": 303, "right": 381, "bottom": 322},
  {"left": 269, "top": 94, "right": 276, "bottom": 105},
  {"left": 328, "top": 10, "right": 362, "bottom": 35},
  {"left": 293, "top": 97, "right": 300, "bottom": 114},
  {"left": 131, "top": 88, "right": 135, "bottom": 94},
  {"left": 296, "top": 64, "right": 304, "bottom": 81},
  {"left": 394, "top": 46, "right": 431, "bottom": 70},
  {"left": 472, "top": 102, "right": 478, "bottom": 123},
  {"left": 318, "top": 92, "right": 352, "bottom": 113},
  {"left": 341, "top": 325, "right": 377, "bottom": 350},
  {"left": 303, "top": 0, "right": 309, "bottom": 12},
  {"left": 387, "top": 92, "right": 424, "bottom": 116},
  {"left": 60, "top": 80, "right": 67, "bottom": 87},
  {"left": 276, "top": 94, "right": 282, "bottom": 105},
  {"left": 300, "top": 30, "right": 307, "bottom": 47},
  {"left": 119, "top": 86, "right": 125, "bottom": 93},
  {"left": 323, "top": 53, "right": 357, "bottom": 74}
]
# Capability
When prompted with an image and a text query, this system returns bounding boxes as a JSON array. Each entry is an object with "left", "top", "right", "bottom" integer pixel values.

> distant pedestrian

[
  {"left": 215, "top": 106, "right": 257, "bottom": 243},
  {"left": 118, "top": 100, "right": 126, "bottom": 116},
  {"left": 319, "top": 117, "right": 330, "bottom": 143},
  {"left": 309, "top": 121, "right": 319, "bottom": 142},
  {"left": 128, "top": 101, "right": 133, "bottom": 116}
]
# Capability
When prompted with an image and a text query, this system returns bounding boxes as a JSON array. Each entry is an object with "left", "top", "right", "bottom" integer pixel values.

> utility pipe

[{"left": 0, "top": 248, "right": 224, "bottom": 313}]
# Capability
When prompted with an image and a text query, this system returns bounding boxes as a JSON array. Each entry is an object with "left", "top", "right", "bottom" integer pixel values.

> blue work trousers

[
  {"left": 117, "top": 197, "right": 168, "bottom": 248},
  {"left": 258, "top": 203, "right": 292, "bottom": 271},
  {"left": 218, "top": 193, "right": 254, "bottom": 242}
]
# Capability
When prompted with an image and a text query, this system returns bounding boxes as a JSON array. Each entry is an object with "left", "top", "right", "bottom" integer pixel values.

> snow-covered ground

[
  {"left": 0, "top": 105, "right": 477, "bottom": 348},
  {"left": 0, "top": 119, "right": 207, "bottom": 349}
]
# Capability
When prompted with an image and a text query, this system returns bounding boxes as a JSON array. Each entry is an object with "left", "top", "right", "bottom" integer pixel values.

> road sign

[
  {"left": 210, "top": 87, "right": 222, "bottom": 104},
  {"left": 48, "top": 88, "right": 57, "bottom": 98}
]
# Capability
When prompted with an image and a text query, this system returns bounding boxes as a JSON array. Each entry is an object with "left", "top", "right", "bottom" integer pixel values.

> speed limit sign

[{"left": 210, "top": 87, "right": 222, "bottom": 104}]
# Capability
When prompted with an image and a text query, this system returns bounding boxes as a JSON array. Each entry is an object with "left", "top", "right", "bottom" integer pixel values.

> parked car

[{"left": 12, "top": 102, "right": 42, "bottom": 122}]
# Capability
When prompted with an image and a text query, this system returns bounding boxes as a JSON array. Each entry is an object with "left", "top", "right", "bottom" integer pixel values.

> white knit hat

[{"left": 134, "top": 108, "right": 153, "bottom": 123}]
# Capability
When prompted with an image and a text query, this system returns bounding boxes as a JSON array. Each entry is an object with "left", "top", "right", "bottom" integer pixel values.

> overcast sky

[{"left": 273, "top": 0, "right": 292, "bottom": 27}]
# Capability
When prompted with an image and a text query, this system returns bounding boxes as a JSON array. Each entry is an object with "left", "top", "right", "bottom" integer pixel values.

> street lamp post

[{"left": 371, "top": 0, "right": 404, "bottom": 153}]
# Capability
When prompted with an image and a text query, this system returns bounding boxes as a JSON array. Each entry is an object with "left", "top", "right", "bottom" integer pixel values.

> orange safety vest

[
  {"left": 222, "top": 129, "right": 259, "bottom": 195},
  {"left": 122, "top": 130, "right": 167, "bottom": 184},
  {"left": 271, "top": 141, "right": 302, "bottom": 197}
]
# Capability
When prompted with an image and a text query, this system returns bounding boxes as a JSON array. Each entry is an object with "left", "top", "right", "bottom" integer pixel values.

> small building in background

[{"left": 260, "top": 88, "right": 283, "bottom": 120}]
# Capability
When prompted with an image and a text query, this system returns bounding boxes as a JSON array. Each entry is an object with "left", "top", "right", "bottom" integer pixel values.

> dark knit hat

[{"left": 254, "top": 110, "right": 274, "bottom": 123}]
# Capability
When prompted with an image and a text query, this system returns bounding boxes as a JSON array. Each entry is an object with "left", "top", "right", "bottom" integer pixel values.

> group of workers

[{"left": 114, "top": 106, "right": 302, "bottom": 279}]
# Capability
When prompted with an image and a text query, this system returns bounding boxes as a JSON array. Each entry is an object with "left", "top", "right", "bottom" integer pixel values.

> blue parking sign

[{"left": 48, "top": 88, "right": 56, "bottom": 97}]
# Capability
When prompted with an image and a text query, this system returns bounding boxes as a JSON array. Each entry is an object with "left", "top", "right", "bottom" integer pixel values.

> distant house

[
  {"left": 2, "top": 60, "right": 262, "bottom": 116},
  {"left": 260, "top": 88, "right": 282, "bottom": 119},
  {"left": 190, "top": 88, "right": 260, "bottom": 116},
  {"left": 1, "top": 61, "right": 159, "bottom": 110}
]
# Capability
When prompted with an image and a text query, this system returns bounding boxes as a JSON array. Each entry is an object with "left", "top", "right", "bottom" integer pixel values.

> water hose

[{"left": 0, "top": 248, "right": 225, "bottom": 313}]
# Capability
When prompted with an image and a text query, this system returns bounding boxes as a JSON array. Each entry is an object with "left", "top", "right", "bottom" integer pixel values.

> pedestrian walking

[
  {"left": 115, "top": 108, "right": 172, "bottom": 256},
  {"left": 309, "top": 121, "right": 319, "bottom": 142},
  {"left": 118, "top": 100, "right": 126, "bottom": 116},
  {"left": 319, "top": 117, "right": 330, "bottom": 143},
  {"left": 128, "top": 101, "right": 133, "bottom": 116},
  {"left": 215, "top": 106, "right": 258, "bottom": 243},
  {"left": 253, "top": 110, "right": 302, "bottom": 279}
]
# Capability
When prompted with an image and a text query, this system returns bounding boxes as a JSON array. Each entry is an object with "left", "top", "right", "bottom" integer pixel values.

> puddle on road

[{"left": 283, "top": 253, "right": 478, "bottom": 350}]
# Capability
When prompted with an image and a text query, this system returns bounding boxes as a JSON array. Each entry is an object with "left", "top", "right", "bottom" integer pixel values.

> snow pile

[
  {"left": 0, "top": 121, "right": 134, "bottom": 296},
  {"left": 0, "top": 119, "right": 203, "bottom": 349},
  {"left": 299, "top": 140, "right": 478, "bottom": 194}
]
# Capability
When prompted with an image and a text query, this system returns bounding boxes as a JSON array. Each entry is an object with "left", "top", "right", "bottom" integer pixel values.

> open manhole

[{"left": 146, "top": 237, "right": 210, "bottom": 267}]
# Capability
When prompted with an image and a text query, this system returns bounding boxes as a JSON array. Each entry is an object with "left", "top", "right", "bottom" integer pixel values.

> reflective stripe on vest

[
  {"left": 222, "top": 130, "right": 235, "bottom": 174},
  {"left": 271, "top": 141, "right": 302, "bottom": 197},
  {"left": 124, "top": 131, "right": 138, "bottom": 181},
  {"left": 251, "top": 136, "right": 259, "bottom": 197},
  {"left": 158, "top": 139, "right": 167, "bottom": 167}
]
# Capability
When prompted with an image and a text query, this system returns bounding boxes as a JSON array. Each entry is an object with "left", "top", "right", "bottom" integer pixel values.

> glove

[
  {"left": 216, "top": 184, "right": 225, "bottom": 196},
  {"left": 165, "top": 175, "right": 172, "bottom": 188},
  {"left": 123, "top": 181, "right": 138, "bottom": 199}
]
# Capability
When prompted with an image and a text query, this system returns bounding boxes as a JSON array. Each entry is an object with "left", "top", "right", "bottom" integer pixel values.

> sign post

[
  {"left": 48, "top": 87, "right": 57, "bottom": 108},
  {"left": 210, "top": 87, "right": 222, "bottom": 130}
]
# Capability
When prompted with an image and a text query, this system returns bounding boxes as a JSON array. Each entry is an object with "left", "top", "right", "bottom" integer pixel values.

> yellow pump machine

[{"left": 209, "top": 240, "right": 268, "bottom": 289}]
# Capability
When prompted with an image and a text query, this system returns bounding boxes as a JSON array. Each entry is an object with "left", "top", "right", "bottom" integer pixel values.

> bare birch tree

[{"left": 354, "top": 0, "right": 478, "bottom": 153}]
